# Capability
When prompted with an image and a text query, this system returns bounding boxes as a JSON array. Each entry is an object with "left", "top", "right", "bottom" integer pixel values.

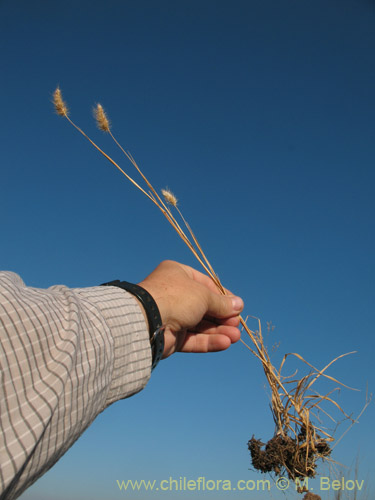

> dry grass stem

[{"left": 53, "top": 87, "right": 368, "bottom": 488}]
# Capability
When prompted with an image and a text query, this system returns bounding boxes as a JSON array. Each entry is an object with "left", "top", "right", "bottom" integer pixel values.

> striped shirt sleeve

[{"left": 0, "top": 271, "right": 152, "bottom": 499}]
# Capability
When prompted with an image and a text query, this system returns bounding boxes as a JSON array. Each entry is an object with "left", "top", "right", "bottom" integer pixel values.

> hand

[{"left": 138, "top": 260, "right": 244, "bottom": 359}]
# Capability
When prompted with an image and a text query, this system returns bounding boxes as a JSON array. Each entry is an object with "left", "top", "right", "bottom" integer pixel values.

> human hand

[{"left": 138, "top": 260, "right": 243, "bottom": 359}]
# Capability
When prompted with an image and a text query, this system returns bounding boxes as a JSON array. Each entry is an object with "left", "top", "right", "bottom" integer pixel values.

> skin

[{"left": 138, "top": 260, "right": 244, "bottom": 359}]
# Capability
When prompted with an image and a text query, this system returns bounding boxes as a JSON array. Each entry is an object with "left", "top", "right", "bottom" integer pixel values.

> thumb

[{"left": 207, "top": 292, "right": 244, "bottom": 319}]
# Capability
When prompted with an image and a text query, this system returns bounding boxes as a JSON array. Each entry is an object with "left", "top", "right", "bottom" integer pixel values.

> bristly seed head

[
  {"left": 94, "top": 103, "right": 111, "bottom": 132},
  {"left": 161, "top": 188, "right": 178, "bottom": 207},
  {"left": 53, "top": 87, "right": 68, "bottom": 116}
]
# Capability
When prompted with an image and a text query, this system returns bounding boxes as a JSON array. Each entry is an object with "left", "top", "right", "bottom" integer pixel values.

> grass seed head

[
  {"left": 161, "top": 188, "right": 178, "bottom": 207},
  {"left": 53, "top": 87, "right": 68, "bottom": 116},
  {"left": 94, "top": 103, "right": 111, "bottom": 132}
]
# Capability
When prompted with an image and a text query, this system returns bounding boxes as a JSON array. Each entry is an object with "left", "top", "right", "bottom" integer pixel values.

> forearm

[{"left": 0, "top": 272, "right": 151, "bottom": 499}]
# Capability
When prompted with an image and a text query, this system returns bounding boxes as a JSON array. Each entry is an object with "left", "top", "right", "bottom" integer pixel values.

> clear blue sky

[{"left": 1, "top": 0, "right": 374, "bottom": 498}]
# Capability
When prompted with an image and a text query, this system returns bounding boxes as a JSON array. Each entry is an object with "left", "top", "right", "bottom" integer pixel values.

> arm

[
  {"left": 0, "top": 271, "right": 151, "bottom": 499},
  {"left": 0, "top": 262, "right": 243, "bottom": 499}
]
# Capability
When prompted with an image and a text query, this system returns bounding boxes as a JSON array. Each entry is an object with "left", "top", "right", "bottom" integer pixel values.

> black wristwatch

[{"left": 101, "top": 280, "right": 165, "bottom": 370}]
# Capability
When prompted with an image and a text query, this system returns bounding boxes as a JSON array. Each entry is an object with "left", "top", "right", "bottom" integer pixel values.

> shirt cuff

[{"left": 74, "top": 285, "right": 152, "bottom": 406}]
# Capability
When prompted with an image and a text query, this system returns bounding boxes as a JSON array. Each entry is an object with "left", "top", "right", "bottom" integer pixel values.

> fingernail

[{"left": 232, "top": 296, "right": 244, "bottom": 311}]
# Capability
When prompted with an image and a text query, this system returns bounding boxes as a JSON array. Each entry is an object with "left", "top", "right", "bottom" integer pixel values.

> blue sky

[{"left": 1, "top": 0, "right": 374, "bottom": 498}]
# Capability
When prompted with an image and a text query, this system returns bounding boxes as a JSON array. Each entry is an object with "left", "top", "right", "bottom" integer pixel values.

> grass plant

[{"left": 53, "top": 87, "right": 369, "bottom": 488}]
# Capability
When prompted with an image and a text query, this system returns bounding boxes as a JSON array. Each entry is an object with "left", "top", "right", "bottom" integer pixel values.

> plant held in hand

[{"left": 53, "top": 87, "right": 368, "bottom": 487}]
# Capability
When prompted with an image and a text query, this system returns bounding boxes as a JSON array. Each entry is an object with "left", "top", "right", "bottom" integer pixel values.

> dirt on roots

[
  {"left": 303, "top": 493, "right": 322, "bottom": 500},
  {"left": 248, "top": 431, "right": 331, "bottom": 481}
]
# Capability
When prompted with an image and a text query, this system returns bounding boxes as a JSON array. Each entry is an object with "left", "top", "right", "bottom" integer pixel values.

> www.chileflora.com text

[{"left": 116, "top": 476, "right": 365, "bottom": 493}]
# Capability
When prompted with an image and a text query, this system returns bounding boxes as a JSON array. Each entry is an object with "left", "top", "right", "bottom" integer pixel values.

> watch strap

[{"left": 101, "top": 280, "right": 164, "bottom": 370}]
